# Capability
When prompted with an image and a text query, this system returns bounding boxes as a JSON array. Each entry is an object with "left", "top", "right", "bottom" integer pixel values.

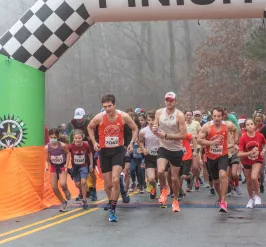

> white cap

[
  {"left": 238, "top": 119, "right": 245, "bottom": 124},
  {"left": 165, "top": 92, "right": 176, "bottom": 100},
  {"left": 74, "top": 108, "right": 86, "bottom": 120}
]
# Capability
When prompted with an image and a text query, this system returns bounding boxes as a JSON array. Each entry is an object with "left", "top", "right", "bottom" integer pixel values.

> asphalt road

[{"left": 0, "top": 184, "right": 266, "bottom": 247}]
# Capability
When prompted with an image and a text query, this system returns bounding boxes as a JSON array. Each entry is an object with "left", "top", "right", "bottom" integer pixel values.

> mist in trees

[{"left": 0, "top": 0, "right": 265, "bottom": 126}]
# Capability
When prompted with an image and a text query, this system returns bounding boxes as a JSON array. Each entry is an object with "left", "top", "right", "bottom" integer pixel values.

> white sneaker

[
  {"left": 234, "top": 186, "right": 242, "bottom": 196},
  {"left": 254, "top": 195, "right": 262, "bottom": 206},
  {"left": 246, "top": 198, "right": 254, "bottom": 209}
]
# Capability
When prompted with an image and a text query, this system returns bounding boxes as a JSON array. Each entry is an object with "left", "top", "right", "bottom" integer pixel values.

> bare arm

[
  {"left": 138, "top": 129, "right": 148, "bottom": 155},
  {"left": 166, "top": 111, "right": 187, "bottom": 140},
  {"left": 87, "top": 114, "right": 102, "bottom": 145},
  {"left": 227, "top": 121, "right": 239, "bottom": 144},
  {"left": 44, "top": 146, "right": 49, "bottom": 170},
  {"left": 191, "top": 136, "right": 198, "bottom": 154},
  {"left": 123, "top": 113, "right": 138, "bottom": 144},
  {"left": 197, "top": 124, "right": 211, "bottom": 146},
  {"left": 152, "top": 109, "right": 161, "bottom": 133}
]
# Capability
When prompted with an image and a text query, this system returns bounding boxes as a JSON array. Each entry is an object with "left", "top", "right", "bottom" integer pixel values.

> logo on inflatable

[
  {"left": 0, "top": 115, "right": 27, "bottom": 148},
  {"left": 99, "top": 0, "right": 252, "bottom": 8}
]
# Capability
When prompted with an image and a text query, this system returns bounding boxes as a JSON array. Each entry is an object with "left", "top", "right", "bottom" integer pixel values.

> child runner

[
  {"left": 68, "top": 130, "right": 93, "bottom": 209},
  {"left": 45, "top": 128, "right": 71, "bottom": 212},
  {"left": 238, "top": 119, "right": 266, "bottom": 208}
]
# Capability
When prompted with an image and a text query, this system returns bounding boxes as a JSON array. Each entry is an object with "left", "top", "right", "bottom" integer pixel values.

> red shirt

[
  {"left": 206, "top": 121, "right": 228, "bottom": 160},
  {"left": 98, "top": 111, "right": 124, "bottom": 148},
  {"left": 239, "top": 132, "right": 265, "bottom": 165},
  {"left": 68, "top": 142, "right": 91, "bottom": 167},
  {"left": 182, "top": 133, "right": 193, "bottom": 161}
]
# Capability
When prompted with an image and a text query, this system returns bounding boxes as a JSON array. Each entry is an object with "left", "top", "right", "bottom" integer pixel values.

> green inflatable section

[{"left": 0, "top": 54, "right": 45, "bottom": 148}]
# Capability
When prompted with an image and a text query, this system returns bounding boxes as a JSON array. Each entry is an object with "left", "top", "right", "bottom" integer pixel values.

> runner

[
  {"left": 179, "top": 133, "right": 197, "bottom": 198},
  {"left": 88, "top": 94, "right": 138, "bottom": 222},
  {"left": 68, "top": 130, "right": 93, "bottom": 209},
  {"left": 238, "top": 119, "right": 265, "bottom": 208},
  {"left": 197, "top": 107, "right": 239, "bottom": 213},
  {"left": 44, "top": 128, "right": 71, "bottom": 212},
  {"left": 70, "top": 108, "right": 98, "bottom": 201},
  {"left": 185, "top": 110, "right": 201, "bottom": 191},
  {"left": 254, "top": 112, "right": 265, "bottom": 193},
  {"left": 152, "top": 92, "right": 187, "bottom": 212},
  {"left": 138, "top": 110, "right": 160, "bottom": 199}
]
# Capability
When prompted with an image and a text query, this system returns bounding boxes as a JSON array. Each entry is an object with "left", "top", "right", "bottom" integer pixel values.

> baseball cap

[
  {"left": 238, "top": 115, "right": 246, "bottom": 125},
  {"left": 74, "top": 108, "right": 86, "bottom": 119},
  {"left": 165, "top": 92, "right": 176, "bottom": 101},
  {"left": 194, "top": 110, "right": 202, "bottom": 116}
]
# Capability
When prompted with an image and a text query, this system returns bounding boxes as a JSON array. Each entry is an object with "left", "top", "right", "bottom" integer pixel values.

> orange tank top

[
  {"left": 99, "top": 110, "right": 124, "bottom": 148},
  {"left": 206, "top": 121, "right": 228, "bottom": 160}
]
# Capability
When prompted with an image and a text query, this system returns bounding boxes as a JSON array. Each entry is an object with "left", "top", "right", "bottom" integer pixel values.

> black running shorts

[
  {"left": 180, "top": 159, "right": 192, "bottom": 176},
  {"left": 145, "top": 154, "right": 157, "bottom": 169},
  {"left": 206, "top": 155, "right": 228, "bottom": 181},
  {"left": 157, "top": 147, "right": 183, "bottom": 167},
  {"left": 99, "top": 146, "right": 125, "bottom": 173}
]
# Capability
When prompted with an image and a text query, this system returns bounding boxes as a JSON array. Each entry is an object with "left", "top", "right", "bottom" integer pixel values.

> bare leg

[
  {"left": 251, "top": 163, "right": 262, "bottom": 196},
  {"left": 157, "top": 158, "right": 168, "bottom": 189},
  {"left": 219, "top": 170, "right": 228, "bottom": 203},
  {"left": 170, "top": 164, "right": 181, "bottom": 201},
  {"left": 103, "top": 171, "right": 112, "bottom": 200},
  {"left": 51, "top": 173, "right": 65, "bottom": 203}
]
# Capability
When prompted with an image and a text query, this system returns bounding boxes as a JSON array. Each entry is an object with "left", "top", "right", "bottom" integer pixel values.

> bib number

[
  {"left": 74, "top": 155, "right": 85, "bottom": 165},
  {"left": 210, "top": 145, "right": 223, "bottom": 155},
  {"left": 51, "top": 155, "right": 64, "bottom": 165},
  {"left": 105, "top": 137, "right": 119, "bottom": 147},
  {"left": 149, "top": 148, "right": 158, "bottom": 156}
]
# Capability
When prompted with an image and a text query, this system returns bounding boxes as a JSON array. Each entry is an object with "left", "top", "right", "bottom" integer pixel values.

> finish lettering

[{"left": 99, "top": 0, "right": 253, "bottom": 8}]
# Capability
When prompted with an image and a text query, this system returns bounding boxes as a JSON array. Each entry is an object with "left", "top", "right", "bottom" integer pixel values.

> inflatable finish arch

[{"left": 0, "top": 0, "right": 265, "bottom": 220}]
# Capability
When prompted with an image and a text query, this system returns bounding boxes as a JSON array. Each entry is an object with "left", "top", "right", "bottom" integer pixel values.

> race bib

[
  {"left": 210, "top": 144, "right": 223, "bottom": 155},
  {"left": 149, "top": 148, "right": 158, "bottom": 156},
  {"left": 74, "top": 154, "right": 85, "bottom": 165},
  {"left": 105, "top": 136, "right": 119, "bottom": 147},
  {"left": 51, "top": 155, "right": 64, "bottom": 165}
]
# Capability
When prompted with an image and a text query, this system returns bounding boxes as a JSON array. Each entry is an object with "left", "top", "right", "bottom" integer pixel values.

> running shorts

[
  {"left": 206, "top": 155, "right": 228, "bottom": 180},
  {"left": 99, "top": 146, "right": 125, "bottom": 173},
  {"left": 145, "top": 154, "right": 157, "bottom": 169},
  {"left": 157, "top": 147, "right": 183, "bottom": 167}
]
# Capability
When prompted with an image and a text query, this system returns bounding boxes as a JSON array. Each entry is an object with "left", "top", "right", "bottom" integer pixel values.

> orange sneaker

[
  {"left": 150, "top": 187, "right": 156, "bottom": 200},
  {"left": 172, "top": 199, "right": 180, "bottom": 212},
  {"left": 159, "top": 189, "right": 168, "bottom": 208}
]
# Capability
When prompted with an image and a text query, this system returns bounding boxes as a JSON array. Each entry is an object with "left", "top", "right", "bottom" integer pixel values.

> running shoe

[
  {"left": 65, "top": 190, "right": 71, "bottom": 200},
  {"left": 121, "top": 192, "right": 130, "bottom": 203},
  {"left": 146, "top": 182, "right": 153, "bottom": 193},
  {"left": 59, "top": 201, "right": 68, "bottom": 212},
  {"left": 246, "top": 198, "right": 254, "bottom": 209},
  {"left": 104, "top": 202, "right": 111, "bottom": 211},
  {"left": 86, "top": 191, "right": 91, "bottom": 198},
  {"left": 219, "top": 201, "right": 228, "bottom": 213},
  {"left": 209, "top": 188, "right": 215, "bottom": 196},
  {"left": 254, "top": 195, "right": 262, "bottom": 207},
  {"left": 195, "top": 180, "right": 200, "bottom": 191},
  {"left": 260, "top": 185, "right": 264, "bottom": 193},
  {"left": 234, "top": 186, "right": 242, "bottom": 195},
  {"left": 242, "top": 178, "right": 247, "bottom": 184},
  {"left": 159, "top": 189, "right": 168, "bottom": 208},
  {"left": 75, "top": 194, "right": 82, "bottom": 201},
  {"left": 238, "top": 174, "right": 243, "bottom": 181},
  {"left": 150, "top": 187, "right": 156, "bottom": 200},
  {"left": 82, "top": 200, "right": 89, "bottom": 210},
  {"left": 129, "top": 183, "right": 135, "bottom": 192},
  {"left": 203, "top": 183, "right": 210, "bottom": 188},
  {"left": 91, "top": 190, "right": 98, "bottom": 201},
  {"left": 199, "top": 177, "right": 204, "bottom": 185},
  {"left": 139, "top": 186, "right": 145, "bottom": 194},
  {"left": 109, "top": 210, "right": 118, "bottom": 222},
  {"left": 186, "top": 188, "right": 193, "bottom": 193},
  {"left": 178, "top": 193, "right": 185, "bottom": 201},
  {"left": 172, "top": 200, "right": 180, "bottom": 212}
]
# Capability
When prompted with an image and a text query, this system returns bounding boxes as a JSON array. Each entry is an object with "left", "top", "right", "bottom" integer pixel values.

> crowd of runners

[{"left": 44, "top": 92, "right": 266, "bottom": 222}]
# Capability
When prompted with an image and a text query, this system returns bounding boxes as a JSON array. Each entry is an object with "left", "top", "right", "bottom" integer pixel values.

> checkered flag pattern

[{"left": 0, "top": 0, "right": 94, "bottom": 72}]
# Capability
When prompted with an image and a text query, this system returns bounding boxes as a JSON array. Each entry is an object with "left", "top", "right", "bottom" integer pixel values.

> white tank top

[
  {"left": 142, "top": 126, "right": 160, "bottom": 156},
  {"left": 159, "top": 108, "right": 183, "bottom": 151}
]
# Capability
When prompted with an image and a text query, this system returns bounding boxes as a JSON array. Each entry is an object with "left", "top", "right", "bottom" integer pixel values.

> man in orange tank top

[
  {"left": 198, "top": 107, "right": 239, "bottom": 213},
  {"left": 88, "top": 94, "right": 138, "bottom": 222}
]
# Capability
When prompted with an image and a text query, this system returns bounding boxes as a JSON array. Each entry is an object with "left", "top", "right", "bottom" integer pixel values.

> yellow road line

[
  {"left": 0, "top": 192, "right": 137, "bottom": 244},
  {"left": 0, "top": 208, "right": 99, "bottom": 245},
  {"left": 0, "top": 197, "right": 108, "bottom": 238}
]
